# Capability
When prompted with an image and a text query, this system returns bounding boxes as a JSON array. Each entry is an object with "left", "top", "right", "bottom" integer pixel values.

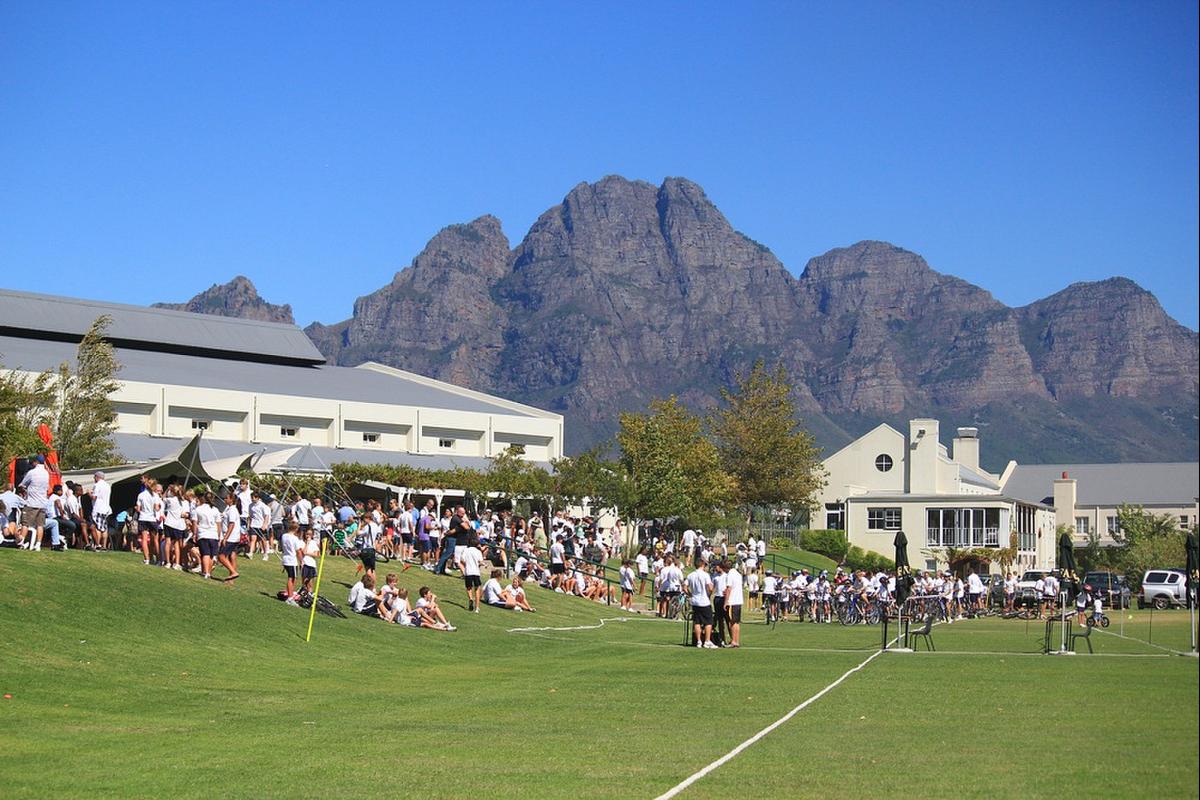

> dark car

[{"left": 1083, "top": 571, "right": 1131, "bottom": 609}]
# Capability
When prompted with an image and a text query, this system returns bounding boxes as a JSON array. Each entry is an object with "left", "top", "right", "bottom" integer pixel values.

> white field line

[
  {"left": 1091, "top": 627, "right": 1193, "bottom": 656},
  {"left": 505, "top": 615, "right": 677, "bottom": 634},
  {"left": 652, "top": 647, "right": 886, "bottom": 800}
]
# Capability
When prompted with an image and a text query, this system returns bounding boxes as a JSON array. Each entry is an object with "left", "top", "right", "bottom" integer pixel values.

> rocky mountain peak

[{"left": 153, "top": 276, "right": 294, "bottom": 324}]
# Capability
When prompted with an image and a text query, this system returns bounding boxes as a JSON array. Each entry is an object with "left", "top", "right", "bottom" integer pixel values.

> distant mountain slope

[
  {"left": 154, "top": 276, "right": 295, "bottom": 324},
  {"left": 162, "top": 176, "right": 1200, "bottom": 467}
]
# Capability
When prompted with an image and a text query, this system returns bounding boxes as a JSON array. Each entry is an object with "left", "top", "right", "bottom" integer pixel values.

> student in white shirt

[
  {"left": 687, "top": 559, "right": 716, "bottom": 649},
  {"left": 217, "top": 496, "right": 242, "bottom": 580},
  {"left": 301, "top": 528, "right": 321, "bottom": 593},
  {"left": 348, "top": 574, "right": 379, "bottom": 615},
  {"left": 549, "top": 535, "right": 568, "bottom": 591},
  {"left": 619, "top": 559, "right": 637, "bottom": 612},
  {"left": 135, "top": 479, "right": 159, "bottom": 565},
  {"left": 248, "top": 491, "right": 271, "bottom": 560},
  {"left": 724, "top": 561, "right": 744, "bottom": 647},
  {"left": 506, "top": 575, "right": 536, "bottom": 612},
  {"left": 482, "top": 569, "right": 515, "bottom": 609},
  {"left": 279, "top": 521, "right": 304, "bottom": 602},
  {"left": 635, "top": 548, "right": 651, "bottom": 596},
  {"left": 414, "top": 586, "right": 455, "bottom": 631},
  {"left": 193, "top": 493, "right": 222, "bottom": 579},
  {"left": 162, "top": 483, "right": 189, "bottom": 571},
  {"left": 458, "top": 537, "right": 485, "bottom": 612}
]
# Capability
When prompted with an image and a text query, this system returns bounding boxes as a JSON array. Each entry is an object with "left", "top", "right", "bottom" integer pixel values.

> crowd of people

[{"left": 6, "top": 457, "right": 1096, "bottom": 641}]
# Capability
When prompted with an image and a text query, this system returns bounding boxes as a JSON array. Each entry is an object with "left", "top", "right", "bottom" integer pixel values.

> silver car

[{"left": 1138, "top": 569, "right": 1187, "bottom": 609}]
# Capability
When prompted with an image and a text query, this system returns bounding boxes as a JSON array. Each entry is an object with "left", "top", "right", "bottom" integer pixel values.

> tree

[
  {"left": 709, "top": 360, "right": 825, "bottom": 520},
  {"left": 50, "top": 315, "right": 122, "bottom": 469},
  {"left": 550, "top": 446, "right": 622, "bottom": 513},
  {"left": 1113, "top": 504, "right": 1186, "bottom": 587},
  {"left": 616, "top": 396, "right": 733, "bottom": 526},
  {"left": 486, "top": 447, "right": 551, "bottom": 506},
  {"left": 0, "top": 369, "right": 55, "bottom": 467}
]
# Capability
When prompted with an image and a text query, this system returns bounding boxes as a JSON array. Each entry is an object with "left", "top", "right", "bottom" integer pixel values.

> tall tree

[
  {"left": 617, "top": 396, "right": 733, "bottom": 525},
  {"left": 0, "top": 369, "right": 55, "bottom": 467},
  {"left": 51, "top": 315, "right": 122, "bottom": 469},
  {"left": 709, "top": 360, "right": 825, "bottom": 518}
]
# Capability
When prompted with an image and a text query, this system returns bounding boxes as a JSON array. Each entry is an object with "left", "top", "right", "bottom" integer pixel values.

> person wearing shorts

[
  {"left": 687, "top": 558, "right": 716, "bottom": 648},
  {"left": 458, "top": 538, "right": 484, "bottom": 612}
]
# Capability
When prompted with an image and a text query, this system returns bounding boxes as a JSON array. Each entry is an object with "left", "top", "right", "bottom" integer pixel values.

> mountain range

[{"left": 156, "top": 176, "right": 1200, "bottom": 470}]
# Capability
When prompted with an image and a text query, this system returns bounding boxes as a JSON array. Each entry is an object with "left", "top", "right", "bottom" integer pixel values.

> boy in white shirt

[
  {"left": 279, "top": 522, "right": 304, "bottom": 604},
  {"left": 458, "top": 538, "right": 485, "bottom": 612},
  {"left": 482, "top": 569, "right": 515, "bottom": 609}
]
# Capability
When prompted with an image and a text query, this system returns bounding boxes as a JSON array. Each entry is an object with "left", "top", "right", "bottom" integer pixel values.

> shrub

[
  {"left": 769, "top": 536, "right": 794, "bottom": 550},
  {"left": 802, "top": 529, "right": 849, "bottom": 561}
]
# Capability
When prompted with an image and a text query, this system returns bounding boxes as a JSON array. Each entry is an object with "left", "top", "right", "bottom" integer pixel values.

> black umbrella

[
  {"left": 894, "top": 530, "right": 914, "bottom": 605},
  {"left": 1058, "top": 530, "right": 1078, "bottom": 596},
  {"left": 1185, "top": 532, "right": 1198, "bottom": 610}
]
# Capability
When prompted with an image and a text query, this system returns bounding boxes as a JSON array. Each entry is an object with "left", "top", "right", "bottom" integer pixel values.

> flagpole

[{"left": 305, "top": 538, "right": 329, "bottom": 643}]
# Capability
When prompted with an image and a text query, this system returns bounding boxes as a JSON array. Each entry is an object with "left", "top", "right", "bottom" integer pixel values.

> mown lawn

[{"left": 1, "top": 550, "right": 1195, "bottom": 799}]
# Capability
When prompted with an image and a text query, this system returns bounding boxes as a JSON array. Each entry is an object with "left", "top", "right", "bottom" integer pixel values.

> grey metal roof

[
  {"left": 0, "top": 288, "right": 325, "bottom": 364},
  {"left": 108, "top": 433, "right": 551, "bottom": 473},
  {"left": 0, "top": 334, "right": 536, "bottom": 417},
  {"left": 1003, "top": 463, "right": 1200, "bottom": 507}
]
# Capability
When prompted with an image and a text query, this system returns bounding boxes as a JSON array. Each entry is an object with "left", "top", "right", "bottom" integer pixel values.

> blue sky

[{"left": 1, "top": 2, "right": 1196, "bottom": 328}]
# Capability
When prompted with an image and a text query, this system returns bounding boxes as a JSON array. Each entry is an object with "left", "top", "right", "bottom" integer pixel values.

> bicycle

[
  {"left": 1085, "top": 612, "right": 1110, "bottom": 628},
  {"left": 295, "top": 589, "right": 346, "bottom": 619}
]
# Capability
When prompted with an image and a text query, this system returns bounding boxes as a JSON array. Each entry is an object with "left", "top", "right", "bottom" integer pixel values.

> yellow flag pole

[{"left": 305, "top": 538, "right": 329, "bottom": 643}]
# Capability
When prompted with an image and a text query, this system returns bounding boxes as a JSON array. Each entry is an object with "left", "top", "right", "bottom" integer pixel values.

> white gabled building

[
  {"left": 818, "top": 419, "right": 1057, "bottom": 573},
  {"left": 816, "top": 417, "right": 1199, "bottom": 574},
  {"left": 0, "top": 289, "right": 563, "bottom": 472}
]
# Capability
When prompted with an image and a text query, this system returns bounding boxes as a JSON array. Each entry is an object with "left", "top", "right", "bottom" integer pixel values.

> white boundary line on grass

[
  {"left": 651, "top": 647, "right": 886, "bottom": 800},
  {"left": 1091, "top": 627, "right": 1192, "bottom": 656},
  {"left": 506, "top": 616, "right": 676, "bottom": 634}
]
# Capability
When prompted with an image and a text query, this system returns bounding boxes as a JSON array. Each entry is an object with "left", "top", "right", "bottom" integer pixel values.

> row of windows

[{"left": 192, "top": 418, "right": 529, "bottom": 453}]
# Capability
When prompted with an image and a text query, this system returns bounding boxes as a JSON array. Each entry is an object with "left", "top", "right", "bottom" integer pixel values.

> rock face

[
  {"left": 162, "top": 176, "right": 1200, "bottom": 466},
  {"left": 154, "top": 276, "right": 294, "bottom": 324}
]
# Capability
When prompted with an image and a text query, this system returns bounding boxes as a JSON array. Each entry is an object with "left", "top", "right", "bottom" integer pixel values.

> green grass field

[{"left": 2, "top": 550, "right": 1197, "bottom": 799}]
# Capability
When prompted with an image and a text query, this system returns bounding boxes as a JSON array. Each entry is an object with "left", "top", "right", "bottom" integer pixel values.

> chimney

[
  {"left": 953, "top": 427, "right": 980, "bottom": 472},
  {"left": 1053, "top": 473, "right": 1077, "bottom": 534},
  {"left": 907, "top": 419, "right": 939, "bottom": 495}
]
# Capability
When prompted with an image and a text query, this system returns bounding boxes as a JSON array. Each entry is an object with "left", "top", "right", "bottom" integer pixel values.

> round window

[{"left": 875, "top": 454, "right": 894, "bottom": 472}]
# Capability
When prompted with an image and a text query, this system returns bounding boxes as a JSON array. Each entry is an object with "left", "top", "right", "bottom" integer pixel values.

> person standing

[
  {"left": 134, "top": 478, "right": 158, "bottom": 564},
  {"left": 162, "top": 484, "right": 188, "bottom": 570},
  {"left": 458, "top": 535, "right": 484, "bottom": 612},
  {"left": 18, "top": 454, "right": 51, "bottom": 551},
  {"left": 217, "top": 495, "right": 241, "bottom": 580},
  {"left": 724, "top": 559, "right": 744, "bottom": 648},
  {"left": 193, "top": 493, "right": 221, "bottom": 579},
  {"left": 711, "top": 559, "right": 728, "bottom": 646},
  {"left": 687, "top": 558, "right": 717, "bottom": 649}
]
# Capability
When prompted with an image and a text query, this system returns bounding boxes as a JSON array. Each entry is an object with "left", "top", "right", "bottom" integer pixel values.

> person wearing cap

[
  {"left": 762, "top": 569, "right": 778, "bottom": 623},
  {"left": 18, "top": 454, "right": 51, "bottom": 551}
]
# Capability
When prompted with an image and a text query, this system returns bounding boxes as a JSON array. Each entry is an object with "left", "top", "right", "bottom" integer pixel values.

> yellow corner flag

[{"left": 305, "top": 537, "right": 329, "bottom": 643}]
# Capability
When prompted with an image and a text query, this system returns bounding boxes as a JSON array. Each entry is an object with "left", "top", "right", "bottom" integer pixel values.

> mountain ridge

[{"left": 161, "top": 176, "right": 1200, "bottom": 467}]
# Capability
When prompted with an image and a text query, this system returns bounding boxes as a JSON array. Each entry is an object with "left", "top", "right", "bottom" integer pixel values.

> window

[
  {"left": 280, "top": 427, "right": 298, "bottom": 438},
  {"left": 875, "top": 454, "right": 894, "bottom": 472},
  {"left": 925, "top": 559, "right": 938, "bottom": 572},
  {"left": 1166, "top": 573, "right": 1180, "bottom": 584},
  {"left": 1106, "top": 516, "right": 1120, "bottom": 535},
  {"left": 825, "top": 503, "right": 844, "bottom": 531},
  {"left": 1180, "top": 515, "right": 1190, "bottom": 530},
  {"left": 867, "top": 507, "right": 902, "bottom": 530},
  {"left": 1145, "top": 571, "right": 1169, "bottom": 584},
  {"left": 1074, "top": 517, "right": 1089, "bottom": 536},
  {"left": 191, "top": 420, "right": 210, "bottom": 431},
  {"left": 361, "top": 432, "right": 380, "bottom": 444},
  {"left": 438, "top": 438, "right": 453, "bottom": 449}
]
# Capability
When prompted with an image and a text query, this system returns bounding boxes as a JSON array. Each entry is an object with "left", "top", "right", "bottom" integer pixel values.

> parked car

[
  {"left": 1137, "top": 569, "right": 1187, "bottom": 609},
  {"left": 1083, "top": 571, "right": 1131, "bottom": 609},
  {"left": 1015, "top": 570, "right": 1047, "bottom": 607}
]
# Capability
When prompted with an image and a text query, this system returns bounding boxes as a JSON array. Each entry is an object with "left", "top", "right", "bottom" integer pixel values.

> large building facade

[
  {"left": 1, "top": 289, "right": 563, "bottom": 471},
  {"left": 816, "top": 418, "right": 1198, "bottom": 573}
]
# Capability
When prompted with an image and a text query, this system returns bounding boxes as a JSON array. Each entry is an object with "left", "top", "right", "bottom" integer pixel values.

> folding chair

[
  {"left": 910, "top": 615, "right": 935, "bottom": 651},
  {"left": 1069, "top": 622, "right": 1093, "bottom": 654}
]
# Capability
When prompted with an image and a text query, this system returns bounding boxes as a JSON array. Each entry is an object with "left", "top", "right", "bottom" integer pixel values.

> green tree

[
  {"left": 0, "top": 369, "right": 55, "bottom": 467},
  {"left": 50, "top": 316, "right": 122, "bottom": 469},
  {"left": 1113, "top": 504, "right": 1186, "bottom": 587},
  {"left": 486, "top": 447, "right": 551, "bottom": 505},
  {"left": 616, "top": 396, "right": 733, "bottom": 526},
  {"left": 709, "top": 360, "right": 825, "bottom": 521}
]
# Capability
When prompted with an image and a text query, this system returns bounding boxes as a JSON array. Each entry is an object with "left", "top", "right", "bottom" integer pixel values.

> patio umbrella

[
  {"left": 1186, "top": 531, "right": 1197, "bottom": 610},
  {"left": 1058, "top": 530, "right": 1078, "bottom": 597},
  {"left": 893, "top": 530, "right": 913, "bottom": 605}
]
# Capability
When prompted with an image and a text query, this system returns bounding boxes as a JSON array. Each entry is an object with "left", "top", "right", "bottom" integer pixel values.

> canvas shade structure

[{"left": 61, "top": 435, "right": 224, "bottom": 510}]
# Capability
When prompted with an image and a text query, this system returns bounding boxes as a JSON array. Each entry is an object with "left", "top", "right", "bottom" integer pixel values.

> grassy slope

[{"left": 1, "top": 551, "right": 1196, "bottom": 799}]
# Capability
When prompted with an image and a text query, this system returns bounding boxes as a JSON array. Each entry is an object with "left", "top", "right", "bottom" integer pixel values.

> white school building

[
  {"left": 0, "top": 288, "right": 563, "bottom": 474},
  {"left": 815, "top": 418, "right": 1199, "bottom": 574}
]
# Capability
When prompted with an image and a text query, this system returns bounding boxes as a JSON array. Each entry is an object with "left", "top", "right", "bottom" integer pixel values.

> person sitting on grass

[
  {"left": 348, "top": 574, "right": 378, "bottom": 615},
  {"left": 378, "top": 572, "right": 405, "bottom": 622},
  {"left": 507, "top": 575, "right": 535, "bottom": 612},
  {"left": 482, "top": 569, "right": 516, "bottom": 609},
  {"left": 415, "top": 587, "right": 455, "bottom": 631}
]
